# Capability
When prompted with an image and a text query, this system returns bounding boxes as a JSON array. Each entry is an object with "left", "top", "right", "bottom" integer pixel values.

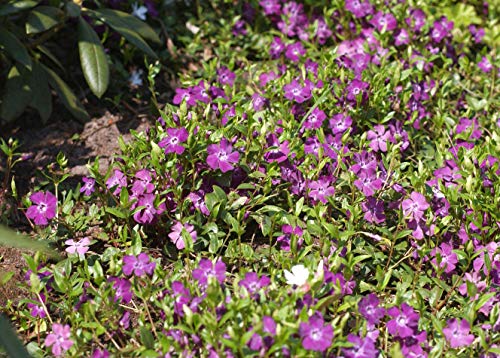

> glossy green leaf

[
  {"left": 0, "top": 26, "right": 32, "bottom": 69},
  {"left": 0, "top": 65, "right": 32, "bottom": 122},
  {"left": 0, "top": 225, "right": 59, "bottom": 258},
  {"left": 77, "top": 16, "right": 109, "bottom": 98},
  {"left": 91, "top": 8, "right": 161, "bottom": 44},
  {"left": 0, "top": 314, "right": 31, "bottom": 358},
  {"left": 87, "top": 9, "right": 158, "bottom": 58},
  {"left": 0, "top": 0, "right": 38, "bottom": 16},
  {"left": 29, "top": 61, "right": 52, "bottom": 122},
  {"left": 42, "top": 64, "right": 90, "bottom": 123},
  {"left": 26, "top": 6, "right": 63, "bottom": 34}
]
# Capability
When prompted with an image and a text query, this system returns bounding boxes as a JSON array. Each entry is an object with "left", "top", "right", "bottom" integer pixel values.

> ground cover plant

[{"left": 1, "top": 0, "right": 500, "bottom": 356}]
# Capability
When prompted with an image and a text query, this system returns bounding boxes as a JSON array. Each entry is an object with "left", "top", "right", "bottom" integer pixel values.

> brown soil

[{"left": 0, "top": 104, "right": 154, "bottom": 309}]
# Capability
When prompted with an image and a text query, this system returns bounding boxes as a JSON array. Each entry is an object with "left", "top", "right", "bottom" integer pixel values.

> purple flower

[
  {"left": 92, "top": 349, "right": 110, "bottom": 358},
  {"left": 106, "top": 169, "right": 127, "bottom": 195},
  {"left": 367, "top": 125, "right": 390, "bottom": 152},
  {"left": 131, "top": 169, "right": 155, "bottom": 196},
  {"left": 26, "top": 191, "right": 57, "bottom": 226},
  {"left": 263, "top": 316, "right": 277, "bottom": 335},
  {"left": 401, "top": 192, "right": 429, "bottom": 221},
  {"left": 173, "top": 88, "right": 196, "bottom": 107},
  {"left": 168, "top": 222, "right": 197, "bottom": 250},
  {"left": 299, "top": 313, "right": 333, "bottom": 352},
  {"left": 358, "top": 293, "right": 386, "bottom": 326},
  {"left": 252, "top": 93, "right": 268, "bottom": 111},
  {"left": 394, "top": 28, "right": 410, "bottom": 46},
  {"left": 430, "top": 17, "right": 453, "bottom": 43},
  {"left": 264, "top": 134, "right": 290, "bottom": 163},
  {"left": 122, "top": 253, "right": 156, "bottom": 277},
  {"left": 206, "top": 138, "right": 240, "bottom": 173},
  {"left": 386, "top": 303, "right": 420, "bottom": 338},
  {"left": 361, "top": 197, "right": 386, "bottom": 224},
  {"left": 192, "top": 259, "right": 226, "bottom": 286},
  {"left": 65, "top": 237, "right": 91, "bottom": 256},
  {"left": 80, "top": 177, "right": 95, "bottom": 196},
  {"left": 478, "top": 56, "right": 493, "bottom": 73},
  {"left": 247, "top": 333, "right": 263, "bottom": 351},
  {"left": 45, "top": 323, "right": 73, "bottom": 357},
  {"left": 345, "top": 0, "right": 373, "bottom": 18},
  {"left": 350, "top": 151, "right": 377, "bottom": 174},
  {"left": 342, "top": 334, "right": 379, "bottom": 358},
  {"left": 239, "top": 272, "right": 271, "bottom": 296},
  {"left": 443, "top": 319, "right": 475, "bottom": 348},
  {"left": 431, "top": 242, "right": 458, "bottom": 273},
  {"left": 370, "top": 11, "right": 397, "bottom": 32},
  {"left": 260, "top": 0, "right": 281, "bottom": 16},
  {"left": 217, "top": 66, "right": 236, "bottom": 86},
  {"left": 269, "top": 37, "right": 285, "bottom": 58},
  {"left": 27, "top": 293, "right": 46, "bottom": 318},
  {"left": 406, "top": 8, "right": 426, "bottom": 32},
  {"left": 345, "top": 79, "right": 369, "bottom": 103},
  {"left": 285, "top": 42, "right": 306, "bottom": 62},
  {"left": 329, "top": 113, "right": 352, "bottom": 134},
  {"left": 159, "top": 127, "right": 189, "bottom": 155},
  {"left": 133, "top": 193, "right": 165, "bottom": 224},
  {"left": 284, "top": 79, "right": 311, "bottom": 103},
  {"left": 110, "top": 277, "right": 133, "bottom": 303},
  {"left": 304, "top": 108, "right": 326, "bottom": 130},
  {"left": 308, "top": 178, "right": 335, "bottom": 204},
  {"left": 354, "top": 169, "right": 383, "bottom": 197},
  {"left": 188, "top": 191, "right": 210, "bottom": 216}
]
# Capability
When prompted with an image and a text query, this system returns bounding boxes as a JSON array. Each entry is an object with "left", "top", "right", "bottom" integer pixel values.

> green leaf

[
  {"left": 29, "top": 62, "right": 52, "bottom": 122},
  {"left": 0, "top": 26, "right": 32, "bottom": 69},
  {"left": 77, "top": 16, "right": 109, "bottom": 98},
  {"left": 0, "top": 225, "right": 59, "bottom": 258},
  {"left": 91, "top": 8, "right": 161, "bottom": 44},
  {"left": 140, "top": 326, "right": 155, "bottom": 350},
  {"left": 0, "top": 314, "right": 31, "bottom": 358},
  {"left": 0, "top": 0, "right": 38, "bottom": 16},
  {"left": 0, "top": 65, "right": 32, "bottom": 122},
  {"left": 87, "top": 9, "right": 158, "bottom": 58},
  {"left": 41, "top": 64, "right": 90, "bottom": 122},
  {"left": 26, "top": 6, "right": 63, "bottom": 34}
]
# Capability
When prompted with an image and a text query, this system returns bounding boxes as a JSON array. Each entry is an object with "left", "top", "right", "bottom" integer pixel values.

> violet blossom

[
  {"left": 168, "top": 222, "right": 198, "bottom": 250},
  {"left": 26, "top": 191, "right": 57, "bottom": 226},
  {"left": 206, "top": 138, "right": 240, "bottom": 173},
  {"left": 443, "top": 318, "right": 475, "bottom": 348},
  {"left": 122, "top": 253, "right": 156, "bottom": 277},
  {"left": 299, "top": 313, "right": 333, "bottom": 352},
  {"left": 45, "top": 323, "right": 74, "bottom": 357},
  {"left": 159, "top": 127, "right": 189, "bottom": 155}
]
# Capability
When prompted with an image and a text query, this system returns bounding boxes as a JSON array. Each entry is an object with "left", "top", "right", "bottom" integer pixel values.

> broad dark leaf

[
  {"left": 29, "top": 61, "right": 52, "bottom": 122},
  {"left": 0, "top": 65, "right": 32, "bottom": 122},
  {"left": 26, "top": 5, "right": 64, "bottom": 34},
  {"left": 42, "top": 64, "right": 90, "bottom": 123},
  {"left": 77, "top": 17, "right": 109, "bottom": 98},
  {"left": 0, "top": 26, "right": 32, "bottom": 69},
  {"left": 0, "top": 314, "right": 31, "bottom": 358},
  {"left": 0, "top": 0, "right": 38, "bottom": 16}
]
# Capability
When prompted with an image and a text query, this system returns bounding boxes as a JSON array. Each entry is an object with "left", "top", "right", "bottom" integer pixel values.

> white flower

[
  {"left": 132, "top": 3, "right": 148, "bottom": 20},
  {"left": 129, "top": 69, "right": 144, "bottom": 86},
  {"left": 284, "top": 264, "right": 310, "bottom": 286}
]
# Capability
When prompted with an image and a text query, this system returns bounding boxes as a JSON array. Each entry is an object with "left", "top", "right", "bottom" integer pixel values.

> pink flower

[
  {"left": 443, "top": 318, "right": 475, "bottom": 348},
  {"left": 45, "top": 323, "right": 73, "bottom": 357},
  {"left": 401, "top": 192, "right": 429, "bottom": 221},
  {"left": 26, "top": 191, "right": 57, "bottom": 226},
  {"left": 168, "top": 222, "right": 197, "bottom": 250},
  {"left": 65, "top": 237, "right": 91, "bottom": 256}
]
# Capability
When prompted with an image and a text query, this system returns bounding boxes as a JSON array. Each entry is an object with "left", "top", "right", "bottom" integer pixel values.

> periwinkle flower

[
  {"left": 478, "top": 56, "right": 493, "bottom": 73},
  {"left": 192, "top": 259, "right": 226, "bottom": 286},
  {"left": 45, "top": 323, "right": 74, "bottom": 357},
  {"left": 284, "top": 79, "right": 311, "bottom": 103},
  {"left": 345, "top": 79, "right": 369, "bottom": 103},
  {"left": 342, "top": 334, "right": 379, "bottom": 358},
  {"left": 431, "top": 242, "right": 458, "bottom": 273},
  {"left": 239, "top": 272, "right": 271, "bottom": 296},
  {"left": 358, "top": 293, "right": 385, "bottom": 326},
  {"left": 122, "top": 253, "right": 156, "bottom": 277},
  {"left": 285, "top": 42, "right": 306, "bottom": 62},
  {"left": 159, "top": 127, "right": 189, "bottom": 155},
  {"left": 353, "top": 169, "right": 383, "bottom": 197},
  {"left": 106, "top": 169, "right": 127, "bottom": 196},
  {"left": 80, "top": 177, "right": 95, "bottom": 196},
  {"left": 217, "top": 66, "right": 236, "bottom": 86},
  {"left": 367, "top": 124, "right": 390, "bottom": 152},
  {"left": 386, "top": 303, "right": 420, "bottom": 338},
  {"left": 443, "top": 319, "right": 475, "bottom": 348},
  {"left": 299, "top": 313, "right": 333, "bottom": 352},
  {"left": 260, "top": 0, "right": 281, "bottom": 16},
  {"left": 345, "top": 0, "right": 373, "bottom": 18},
  {"left": 304, "top": 108, "right": 326, "bottom": 130},
  {"left": 269, "top": 37, "right": 285, "bottom": 58},
  {"left": 370, "top": 11, "right": 397, "bottom": 32},
  {"left": 361, "top": 197, "right": 386, "bottom": 224},
  {"left": 27, "top": 293, "right": 46, "bottom": 318},
  {"left": 308, "top": 178, "right": 335, "bottom": 204},
  {"left": 26, "top": 191, "right": 57, "bottom": 226},
  {"left": 133, "top": 193, "right": 165, "bottom": 224},
  {"left": 65, "top": 237, "right": 91, "bottom": 256},
  {"left": 168, "top": 221, "right": 197, "bottom": 250},
  {"left": 401, "top": 192, "right": 429, "bottom": 222},
  {"left": 206, "top": 138, "right": 240, "bottom": 173}
]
